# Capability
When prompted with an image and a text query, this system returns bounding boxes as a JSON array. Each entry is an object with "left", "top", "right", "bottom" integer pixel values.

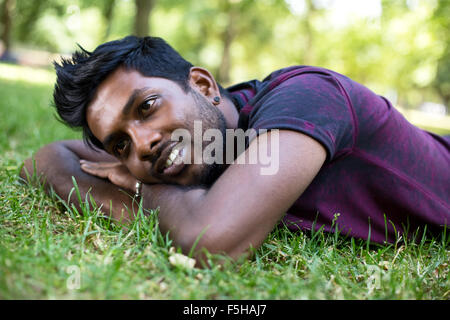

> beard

[{"left": 188, "top": 89, "right": 228, "bottom": 188}]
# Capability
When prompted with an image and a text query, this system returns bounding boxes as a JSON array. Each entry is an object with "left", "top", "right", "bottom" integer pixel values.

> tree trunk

[
  {"left": 102, "top": 0, "right": 116, "bottom": 41},
  {"left": 302, "top": 0, "right": 315, "bottom": 65},
  {"left": 217, "top": 6, "right": 236, "bottom": 85},
  {"left": 0, "top": 0, "right": 13, "bottom": 60},
  {"left": 134, "top": 0, "right": 154, "bottom": 37},
  {"left": 17, "top": 0, "right": 44, "bottom": 42}
]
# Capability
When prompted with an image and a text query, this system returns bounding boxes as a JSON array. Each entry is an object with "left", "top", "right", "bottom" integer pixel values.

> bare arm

[
  {"left": 147, "top": 130, "right": 325, "bottom": 261},
  {"left": 82, "top": 130, "right": 326, "bottom": 263},
  {"left": 20, "top": 140, "right": 135, "bottom": 222},
  {"left": 28, "top": 131, "right": 325, "bottom": 265}
]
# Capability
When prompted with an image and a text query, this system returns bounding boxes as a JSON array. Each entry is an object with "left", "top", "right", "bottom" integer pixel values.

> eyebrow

[
  {"left": 101, "top": 87, "right": 150, "bottom": 149},
  {"left": 122, "top": 87, "right": 150, "bottom": 116}
]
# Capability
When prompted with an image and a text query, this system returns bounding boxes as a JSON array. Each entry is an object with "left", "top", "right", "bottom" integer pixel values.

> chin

[
  {"left": 143, "top": 163, "right": 226, "bottom": 188},
  {"left": 190, "top": 163, "right": 226, "bottom": 188}
]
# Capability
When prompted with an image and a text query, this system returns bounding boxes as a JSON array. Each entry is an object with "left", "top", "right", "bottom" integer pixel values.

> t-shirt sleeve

[{"left": 247, "top": 72, "right": 356, "bottom": 162}]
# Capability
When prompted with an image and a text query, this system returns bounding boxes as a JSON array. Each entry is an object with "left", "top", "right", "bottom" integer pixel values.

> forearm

[
  {"left": 140, "top": 183, "right": 254, "bottom": 264},
  {"left": 138, "top": 130, "right": 324, "bottom": 264},
  {"left": 20, "top": 141, "right": 135, "bottom": 222},
  {"left": 141, "top": 184, "right": 208, "bottom": 253}
]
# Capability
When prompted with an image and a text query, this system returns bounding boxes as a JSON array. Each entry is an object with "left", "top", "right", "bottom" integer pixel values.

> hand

[{"left": 79, "top": 159, "right": 137, "bottom": 192}]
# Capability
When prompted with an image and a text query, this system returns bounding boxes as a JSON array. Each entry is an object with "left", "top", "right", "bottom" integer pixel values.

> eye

[
  {"left": 139, "top": 96, "right": 158, "bottom": 115},
  {"left": 113, "top": 139, "right": 129, "bottom": 156}
]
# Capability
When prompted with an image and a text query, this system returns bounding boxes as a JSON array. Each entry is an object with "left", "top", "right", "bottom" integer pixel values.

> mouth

[{"left": 156, "top": 141, "right": 188, "bottom": 177}]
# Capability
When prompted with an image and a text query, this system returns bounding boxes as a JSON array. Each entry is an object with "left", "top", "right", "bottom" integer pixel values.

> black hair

[{"left": 53, "top": 35, "right": 195, "bottom": 150}]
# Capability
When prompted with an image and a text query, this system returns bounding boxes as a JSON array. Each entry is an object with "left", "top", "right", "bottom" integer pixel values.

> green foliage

[
  {"left": 2, "top": 0, "right": 449, "bottom": 111},
  {"left": 432, "top": 0, "right": 450, "bottom": 106}
]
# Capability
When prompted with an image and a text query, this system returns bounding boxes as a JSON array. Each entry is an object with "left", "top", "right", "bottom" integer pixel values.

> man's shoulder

[
  {"left": 226, "top": 65, "right": 337, "bottom": 93},
  {"left": 261, "top": 65, "right": 346, "bottom": 85},
  {"left": 226, "top": 65, "right": 346, "bottom": 110}
]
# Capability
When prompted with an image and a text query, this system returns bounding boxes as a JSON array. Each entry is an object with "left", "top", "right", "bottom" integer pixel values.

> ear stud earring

[{"left": 213, "top": 96, "right": 221, "bottom": 104}]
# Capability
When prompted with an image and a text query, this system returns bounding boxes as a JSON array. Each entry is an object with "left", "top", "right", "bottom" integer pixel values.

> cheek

[
  {"left": 165, "top": 109, "right": 190, "bottom": 130},
  {"left": 164, "top": 96, "right": 196, "bottom": 124}
]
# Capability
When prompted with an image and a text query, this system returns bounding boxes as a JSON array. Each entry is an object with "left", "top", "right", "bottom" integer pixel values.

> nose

[{"left": 129, "top": 125, "right": 163, "bottom": 162}]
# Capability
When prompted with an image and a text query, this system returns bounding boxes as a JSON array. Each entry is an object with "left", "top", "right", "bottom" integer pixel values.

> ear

[{"left": 188, "top": 67, "right": 221, "bottom": 102}]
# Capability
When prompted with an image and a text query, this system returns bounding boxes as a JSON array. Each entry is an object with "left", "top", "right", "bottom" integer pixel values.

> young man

[{"left": 21, "top": 36, "right": 449, "bottom": 264}]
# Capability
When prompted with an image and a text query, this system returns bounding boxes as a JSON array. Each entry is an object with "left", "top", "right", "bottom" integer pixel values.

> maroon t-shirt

[{"left": 227, "top": 66, "right": 449, "bottom": 243}]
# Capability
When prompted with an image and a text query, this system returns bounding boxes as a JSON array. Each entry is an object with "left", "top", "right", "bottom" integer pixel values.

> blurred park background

[{"left": 0, "top": 0, "right": 449, "bottom": 133}]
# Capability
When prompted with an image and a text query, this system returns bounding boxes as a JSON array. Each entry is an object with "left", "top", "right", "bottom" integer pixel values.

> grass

[{"left": 0, "top": 62, "right": 449, "bottom": 300}]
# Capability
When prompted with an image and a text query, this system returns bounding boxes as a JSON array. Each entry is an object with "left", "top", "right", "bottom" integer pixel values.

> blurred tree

[
  {"left": 435, "top": 49, "right": 450, "bottom": 111},
  {"left": 14, "top": 0, "right": 69, "bottom": 45},
  {"left": 432, "top": 0, "right": 449, "bottom": 111},
  {"left": 216, "top": 0, "right": 236, "bottom": 84},
  {"left": 2, "top": 0, "right": 448, "bottom": 111},
  {"left": 134, "top": 0, "right": 154, "bottom": 37},
  {"left": 101, "top": 0, "right": 116, "bottom": 41},
  {"left": 0, "top": 0, "right": 14, "bottom": 61},
  {"left": 301, "top": 0, "right": 319, "bottom": 65},
  {"left": 153, "top": 0, "right": 290, "bottom": 85},
  {"left": 79, "top": 0, "right": 121, "bottom": 42},
  {"left": 15, "top": 0, "right": 47, "bottom": 42}
]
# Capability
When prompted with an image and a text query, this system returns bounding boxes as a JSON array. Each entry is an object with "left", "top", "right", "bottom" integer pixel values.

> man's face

[{"left": 86, "top": 66, "right": 227, "bottom": 187}]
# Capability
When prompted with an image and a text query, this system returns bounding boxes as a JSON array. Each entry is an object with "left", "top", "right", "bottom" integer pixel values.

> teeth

[
  {"left": 165, "top": 148, "right": 180, "bottom": 169},
  {"left": 169, "top": 148, "right": 179, "bottom": 161},
  {"left": 173, "top": 155, "right": 183, "bottom": 165}
]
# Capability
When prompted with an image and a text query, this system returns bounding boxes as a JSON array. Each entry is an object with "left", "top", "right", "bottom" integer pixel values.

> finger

[
  {"left": 80, "top": 160, "right": 121, "bottom": 169},
  {"left": 80, "top": 159, "right": 108, "bottom": 166},
  {"left": 80, "top": 162, "right": 110, "bottom": 179}
]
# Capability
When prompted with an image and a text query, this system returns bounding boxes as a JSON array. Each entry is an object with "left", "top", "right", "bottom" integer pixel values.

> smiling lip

[
  {"left": 163, "top": 157, "right": 186, "bottom": 176},
  {"left": 155, "top": 142, "right": 187, "bottom": 177}
]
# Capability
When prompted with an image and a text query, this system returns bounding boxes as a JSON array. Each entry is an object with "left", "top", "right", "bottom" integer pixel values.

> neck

[{"left": 218, "top": 95, "right": 239, "bottom": 129}]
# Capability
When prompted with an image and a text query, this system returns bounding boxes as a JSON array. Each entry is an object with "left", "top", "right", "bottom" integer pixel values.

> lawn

[{"left": 0, "top": 62, "right": 448, "bottom": 300}]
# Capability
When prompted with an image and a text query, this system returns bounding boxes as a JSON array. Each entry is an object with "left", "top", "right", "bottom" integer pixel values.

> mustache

[{"left": 150, "top": 139, "right": 173, "bottom": 166}]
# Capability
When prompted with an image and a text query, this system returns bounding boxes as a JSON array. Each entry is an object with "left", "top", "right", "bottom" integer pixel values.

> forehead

[{"left": 86, "top": 67, "right": 184, "bottom": 141}]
